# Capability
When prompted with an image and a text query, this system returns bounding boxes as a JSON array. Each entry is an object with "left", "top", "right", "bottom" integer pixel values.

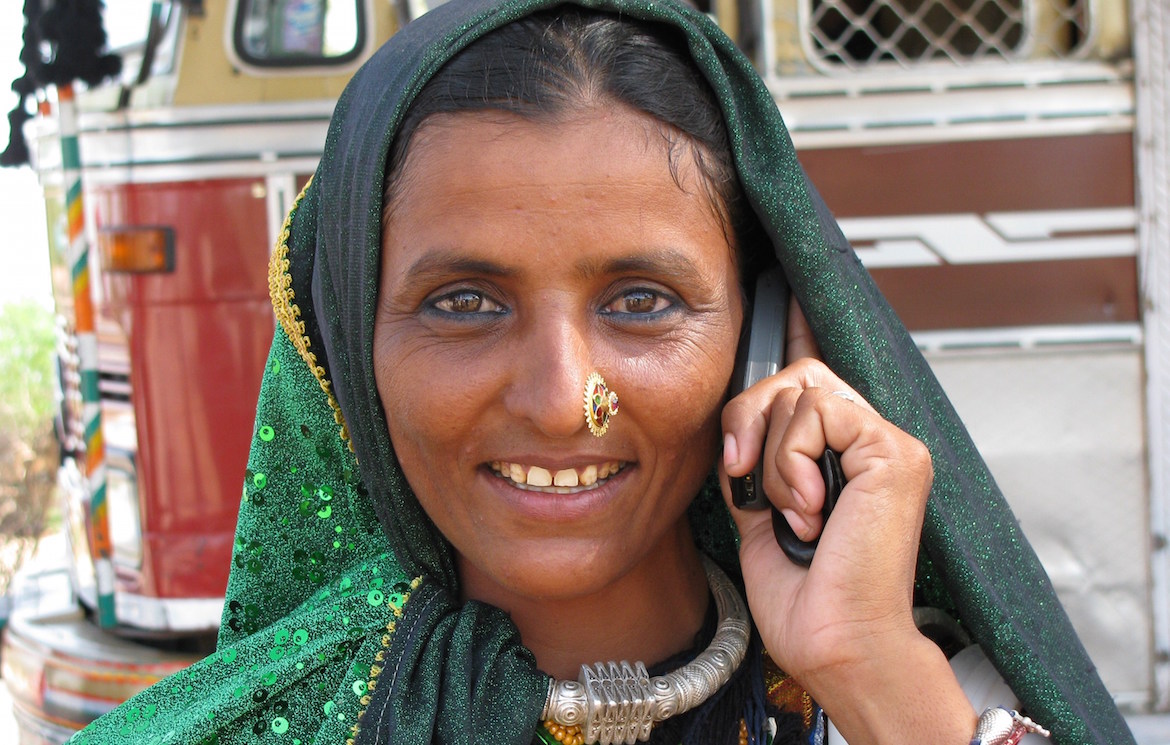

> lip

[{"left": 477, "top": 462, "right": 633, "bottom": 524}]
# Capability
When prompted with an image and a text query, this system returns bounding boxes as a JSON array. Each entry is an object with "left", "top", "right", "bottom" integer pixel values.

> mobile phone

[{"left": 730, "top": 264, "right": 843, "bottom": 567}]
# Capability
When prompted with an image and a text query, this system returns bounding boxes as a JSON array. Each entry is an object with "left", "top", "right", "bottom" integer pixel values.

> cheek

[
  {"left": 372, "top": 323, "right": 500, "bottom": 505},
  {"left": 375, "top": 321, "right": 479, "bottom": 435},
  {"left": 667, "top": 360, "right": 731, "bottom": 451},
  {"left": 626, "top": 323, "right": 739, "bottom": 463},
  {"left": 374, "top": 333, "right": 424, "bottom": 441},
  {"left": 374, "top": 347, "right": 467, "bottom": 538},
  {"left": 373, "top": 325, "right": 459, "bottom": 495}
]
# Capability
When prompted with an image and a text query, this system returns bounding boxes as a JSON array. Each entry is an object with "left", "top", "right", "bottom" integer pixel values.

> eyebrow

[
  {"left": 395, "top": 246, "right": 706, "bottom": 287},
  {"left": 574, "top": 249, "right": 705, "bottom": 281},
  {"left": 398, "top": 250, "right": 520, "bottom": 284}
]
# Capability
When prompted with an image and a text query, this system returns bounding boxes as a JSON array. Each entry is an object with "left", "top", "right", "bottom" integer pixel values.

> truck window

[
  {"left": 103, "top": 0, "right": 181, "bottom": 80},
  {"left": 230, "top": 0, "right": 368, "bottom": 68},
  {"left": 103, "top": 0, "right": 159, "bottom": 51},
  {"left": 794, "top": 0, "right": 1094, "bottom": 71}
]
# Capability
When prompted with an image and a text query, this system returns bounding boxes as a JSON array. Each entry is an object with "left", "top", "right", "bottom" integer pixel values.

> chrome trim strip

[{"left": 74, "top": 585, "right": 223, "bottom": 632}]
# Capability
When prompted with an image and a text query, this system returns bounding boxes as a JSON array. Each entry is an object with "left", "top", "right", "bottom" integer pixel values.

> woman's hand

[{"left": 719, "top": 300, "right": 975, "bottom": 744}]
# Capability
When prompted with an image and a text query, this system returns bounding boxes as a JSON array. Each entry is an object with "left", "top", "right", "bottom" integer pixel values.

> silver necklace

[{"left": 541, "top": 555, "right": 751, "bottom": 745}]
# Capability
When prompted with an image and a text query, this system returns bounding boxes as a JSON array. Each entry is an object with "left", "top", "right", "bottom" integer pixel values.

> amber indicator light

[{"left": 97, "top": 226, "right": 175, "bottom": 273}]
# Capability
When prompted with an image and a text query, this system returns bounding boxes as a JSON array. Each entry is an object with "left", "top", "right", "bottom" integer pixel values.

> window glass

[
  {"left": 101, "top": 0, "right": 180, "bottom": 79},
  {"left": 103, "top": 0, "right": 158, "bottom": 51},
  {"left": 233, "top": 0, "right": 366, "bottom": 67}
]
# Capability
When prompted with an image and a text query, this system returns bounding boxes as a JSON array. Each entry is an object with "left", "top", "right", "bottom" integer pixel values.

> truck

[{"left": 2, "top": 0, "right": 1165, "bottom": 741}]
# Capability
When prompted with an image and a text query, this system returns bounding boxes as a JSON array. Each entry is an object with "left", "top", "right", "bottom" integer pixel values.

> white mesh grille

[{"left": 802, "top": 0, "right": 1092, "bottom": 70}]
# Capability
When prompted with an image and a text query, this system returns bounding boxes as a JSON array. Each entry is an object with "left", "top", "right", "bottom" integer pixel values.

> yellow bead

[{"left": 542, "top": 719, "right": 585, "bottom": 745}]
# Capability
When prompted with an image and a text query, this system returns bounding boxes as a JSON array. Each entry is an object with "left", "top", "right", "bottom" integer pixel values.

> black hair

[{"left": 382, "top": 6, "right": 763, "bottom": 268}]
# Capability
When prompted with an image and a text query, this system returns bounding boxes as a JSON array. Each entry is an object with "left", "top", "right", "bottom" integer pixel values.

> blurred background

[
  {"left": 0, "top": 3, "right": 60, "bottom": 741},
  {"left": 0, "top": 0, "right": 1167, "bottom": 743},
  {"left": 0, "top": 0, "right": 57, "bottom": 579}
]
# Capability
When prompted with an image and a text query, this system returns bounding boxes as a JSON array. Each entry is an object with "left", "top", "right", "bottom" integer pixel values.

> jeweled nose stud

[{"left": 584, "top": 372, "right": 619, "bottom": 437}]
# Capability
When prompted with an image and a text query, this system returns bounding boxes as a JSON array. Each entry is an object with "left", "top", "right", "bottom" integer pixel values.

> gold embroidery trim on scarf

[
  {"left": 348, "top": 576, "right": 423, "bottom": 745},
  {"left": 762, "top": 652, "right": 815, "bottom": 731},
  {"left": 267, "top": 176, "right": 353, "bottom": 449}
]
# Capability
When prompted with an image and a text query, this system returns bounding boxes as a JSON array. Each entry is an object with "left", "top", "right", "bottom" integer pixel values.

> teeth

[
  {"left": 580, "top": 465, "right": 597, "bottom": 486},
  {"left": 526, "top": 466, "right": 552, "bottom": 487},
  {"left": 492, "top": 461, "right": 623, "bottom": 490}
]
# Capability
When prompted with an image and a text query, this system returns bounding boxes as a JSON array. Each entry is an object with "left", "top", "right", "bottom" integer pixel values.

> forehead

[
  {"left": 383, "top": 106, "right": 731, "bottom": 262},
  {"left": 397, "top": 105, "right": 705, "bottom": 194}
]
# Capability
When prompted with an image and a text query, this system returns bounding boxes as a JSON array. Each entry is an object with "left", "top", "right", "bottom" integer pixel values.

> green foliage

[
  {"left": 0, "top": 299, "right": 56, "bottom": 438},
  {"left": 0, "top": 300, "right": 58, "bottom": 581}
]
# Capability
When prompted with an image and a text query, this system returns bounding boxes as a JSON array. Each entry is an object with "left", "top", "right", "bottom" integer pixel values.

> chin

[
  {"left": 455, "top": 521, "right": 691, "bottom": 608},
  {"left": 464, "top": 540, "right": 609, "bottom": 599}
]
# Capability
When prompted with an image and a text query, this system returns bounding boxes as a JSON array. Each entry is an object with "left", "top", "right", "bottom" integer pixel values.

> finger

[
  {"left": 777, "top": 388, "right": 872, "bottom": 486},
  {"left": 722, "top": 359, "right": 873, "bottom": 479},
  {"left": 785, "top": 297, "right": 821, "bottom": 364},
  {"left": 721, "top": 381, "right": 789, "bottom": 479},
  {"left": 781, "top": 389, "right": 932, "bottom": 557},
  {"left": 764, "top": 386, "right": 879, "bottom": 539},
  {"left": 759, "top": 393, "right": 825, "bottom": 537},
  {"left": 718, "top": 457, "right": 808, "bottom": 581},
  {"left": 719, "top": 414, "right": 818, "bottom": 543}
]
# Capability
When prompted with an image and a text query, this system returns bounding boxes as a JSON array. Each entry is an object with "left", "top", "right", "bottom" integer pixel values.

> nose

[{"left": 503, "top": 311, "right": 591, "bottom": 439}]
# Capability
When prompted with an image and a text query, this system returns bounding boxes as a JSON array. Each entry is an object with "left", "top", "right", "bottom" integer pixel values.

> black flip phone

[{"left": 730, "top": 264, "right": 844, "bottom": 567}]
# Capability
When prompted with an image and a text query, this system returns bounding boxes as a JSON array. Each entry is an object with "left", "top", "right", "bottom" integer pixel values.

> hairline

[{"left": 381, "top": 98, "right": 737, "bottom": 251}]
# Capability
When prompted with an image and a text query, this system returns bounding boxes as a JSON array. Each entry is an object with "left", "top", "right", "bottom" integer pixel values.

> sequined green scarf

[{"left": 71, "top": 1, "right": 1132, "bottom": 743}]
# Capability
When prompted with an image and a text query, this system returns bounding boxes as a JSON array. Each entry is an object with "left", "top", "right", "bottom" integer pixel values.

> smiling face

[{"left": 373, "top": 104, "right": 743, "bottom": 607}]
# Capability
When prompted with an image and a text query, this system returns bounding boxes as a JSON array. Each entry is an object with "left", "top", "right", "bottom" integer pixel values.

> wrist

[
  {"left": 789, "top": 612, "right": 919, "bottom": 686},
  {"left": 803, "top": 630, "right": 977, "bottom": 745}
]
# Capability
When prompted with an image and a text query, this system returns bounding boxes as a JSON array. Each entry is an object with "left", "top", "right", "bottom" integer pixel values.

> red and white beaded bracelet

[{"left": 970, "top": 706, "right": 1051, "bottom": 745}]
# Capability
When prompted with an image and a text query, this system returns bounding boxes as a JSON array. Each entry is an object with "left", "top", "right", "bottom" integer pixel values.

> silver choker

[{"left": 540, "top": 555, "right": 751, "bottom": 745}]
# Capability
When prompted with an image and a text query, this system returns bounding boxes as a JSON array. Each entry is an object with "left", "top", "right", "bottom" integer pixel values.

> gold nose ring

[{"left": 584, "top": 372, "right": 620, "bottom": 437}]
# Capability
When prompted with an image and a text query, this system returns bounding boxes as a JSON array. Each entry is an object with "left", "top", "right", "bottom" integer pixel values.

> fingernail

[
  {"left": 723, "top": 433, "right": 738, "bottom": 467},
  {"left": 781, "top": 509, "right": 811, "bottom": 540},
  {"left": 790, "top": 488, "right": 808, "bottom": 511}
]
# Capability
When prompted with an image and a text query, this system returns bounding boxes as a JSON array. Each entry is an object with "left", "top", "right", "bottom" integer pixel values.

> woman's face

[{"left": 373, "top": 104, "right": 743, "bottom": 604}]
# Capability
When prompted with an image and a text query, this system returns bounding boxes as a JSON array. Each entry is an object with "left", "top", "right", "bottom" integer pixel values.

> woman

[{"left": 71, "top": 0, "right": 1133, "bottom": 743}]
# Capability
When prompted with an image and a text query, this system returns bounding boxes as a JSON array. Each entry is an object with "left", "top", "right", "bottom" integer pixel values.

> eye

[
  {"left": 429, "top": 289, "right": 505, "bottom": 315},
  {"left": 602, "top": 288, "right": 675, "bottom": 316}
]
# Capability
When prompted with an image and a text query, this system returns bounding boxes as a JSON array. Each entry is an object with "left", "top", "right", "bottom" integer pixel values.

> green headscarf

[{"left": 71, "top": 1, "right": 1134, "bottom": 743}]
